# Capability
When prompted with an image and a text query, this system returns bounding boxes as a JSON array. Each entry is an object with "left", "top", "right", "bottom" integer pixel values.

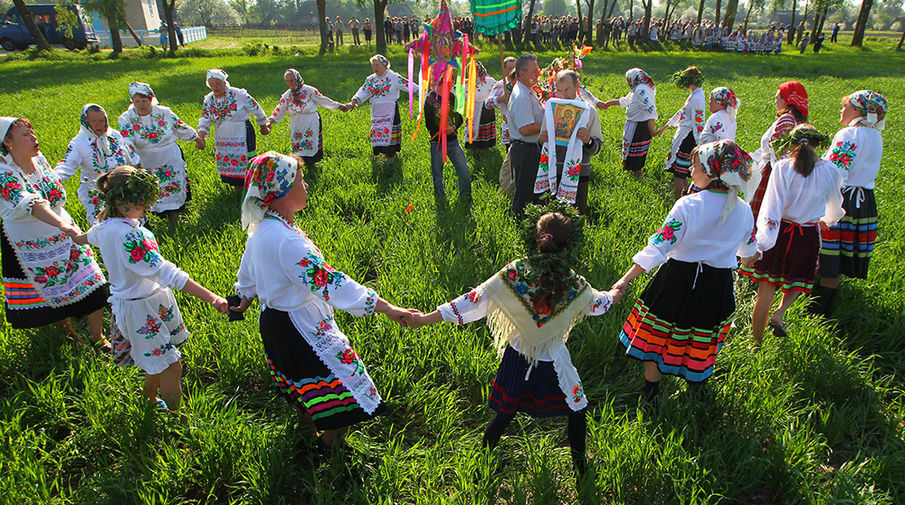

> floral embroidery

[
  {"left": 467, "top": 290, "right": 481, "bottom": 303},
  {"left": 157, "top": 304, "right": 175, "bottom": 322},
  {"left": 746, "top": 229, "right": 756, "bottom": 245},
  {"left": 828, "top": 140, "right": 857, "bottom": 171},
  {"left": 123, "top": 230, "right": 162, "bottom": 266},
  {"left": 650, "top": 218, "right": 683, "bottom": 245},
  {"left": 202, "top": 89, "right": 240, "bottom": 122},
  {"left": 136, "top": 314, "right": 162, "bottom": 338},
  {"left": 296, "top": 253, "right": 345, "bottom": 301},
  {"left": 365, "top": 76, "right": 392, "bottom": 98},
  {"left": 31, "top": 263, "right": 65, "bottom": 287},
  {"left": 169, "top": 323, "right": 185, "bottom": 336},
  {"left": 572, "top": 383, "right": 584, "bottom": 403},
  {"left": 710, "top": 122, "right": 724, "bottom": 134},
  {"left": 0, "top": 172, "right": 25, "bottom": 206},
  {"left": 499, "top": 260, "right": 587, "bottom": 327},
  {"left": 154, "top": 165, "right": 181, "bottom": 198},
  {"left": 337, "top": 348, "right": 365, "bottom": 375},
  {"left": 694, "top": 108, "right": 705, "bottom": 133},
  {"left": 144, "top": 341, "right": 175, "bottom": 357},
  {"left": 765, "top": 218, "right": 779, "bottom": 231},
  {"left": 120, "top": 112, "right": 168, "bottom": 144}
]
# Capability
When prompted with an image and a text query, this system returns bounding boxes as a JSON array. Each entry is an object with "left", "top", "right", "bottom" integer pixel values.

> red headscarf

[{"left": 778, "top": 81, "right": 808, "bottom": 117}]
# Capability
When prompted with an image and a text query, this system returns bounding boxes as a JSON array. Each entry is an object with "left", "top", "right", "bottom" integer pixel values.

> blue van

[{"left": 0, "top": 4, "right": 97, "bottom": 51}]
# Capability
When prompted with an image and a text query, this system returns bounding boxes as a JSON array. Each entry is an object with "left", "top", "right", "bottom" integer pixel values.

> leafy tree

[
  {"left": 542, "top": 0, "right": 569, "bottom": 16},
  {"left": 82, "top": 0, "right": 128, "bottom": 53},
  {"left": 179, "top": 0, "right": 241, "bottom": 27},
  {"left": 10, "top": 0, "right": 52, "bottom": 50}
]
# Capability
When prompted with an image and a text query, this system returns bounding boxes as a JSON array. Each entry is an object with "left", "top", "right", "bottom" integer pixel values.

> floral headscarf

[
  {"left": 371, "top": 54, "right": 391, "bottom": 69},
  {"left": 625, "top": 68, "right": 654, "bottom": 90},
  {"left": 206, "top": 68, "right": 230, "bottom": 89},
  {"left": 778, "top": 81, "right": 808, "bottom": 117},
  {"left": 696, "top": 140, "right": 754, "bottom": 224},
  {"left": 79, "top": 103, "right": 113, "bottom": 158},
  {"left": 241, "top": 151, "right": 299, "bottom": 235},
  {"left": 128, "top": 81, "right": 158, "bottom": 105},
  {"left": 848, "top": 90, "right": 887, "bottom": 130},
  {"left": 284, "top": 68, "right": 307, "bottom": 107},
  {"left": 711, "top": 86, "right": 740, "bottom": 121}
]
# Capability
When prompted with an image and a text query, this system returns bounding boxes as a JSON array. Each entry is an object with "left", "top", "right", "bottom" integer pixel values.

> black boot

[
  {"left": 641, "top": 380, "right": 660, "bottom": 403},
  {"left": 808, "top": 285, "right": 837, "bottom": 317}
]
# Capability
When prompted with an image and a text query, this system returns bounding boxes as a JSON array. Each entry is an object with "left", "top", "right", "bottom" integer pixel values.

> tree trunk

[
  {"left": 810, "top": 6, "right": 820, "bottom": 38},
  {"left": 124, "top": 20, "right": 142, "bottom": 46},
  {"left": 629, "top": 0, "right": 633, "bottom": 20},
  {"left": 642, "top": 0, "right": 651, "bottom": 39},
  {"left": 316, "top": 0, "right": 327, "bottom": 55},
  {"left": 597, "top": 0, "right": 609, "bottom": 44},
  {"left": 11, "top": 0, "right": 52, "bottom": 50},
  {"left": 523, "top": 0, "right": 536, "bottom": 48},
  {"left": 788, "top": 0, "right": 797, "bottom": 44},
  {"left": 109, "top": 19, "right": 123, "bottom": 54},
  {"left": 374, "top": 0, "right": 387, "bottom": 54},
  {"left": 743, "top": 4, "right": 752, "bottom": 32},
  {"left": 714, "top": 0, "right": 722, "bottom": 28},
  {"left": 584, "top": 0, "right": 595, "bottom": 45},
  {"left": 607, "top": 0, "right": 618, "bottom": 19},
  {"left": 898, "top": 22, "right": 905, "bottom": 50},
  {"left": 816, "top": 7, "right": 828, "bottom": 34},
  {"left": 724, "top": 0, "right": 738, "bottom": 30},
  {"left": 162, "top": 0, "right": 177, "bottom": 56},
  {"left": 851, "top": 0, "right": 871, "bottom": 46},
  {"left": 696, "top": 0, "right": 705, "bottom": 24}
]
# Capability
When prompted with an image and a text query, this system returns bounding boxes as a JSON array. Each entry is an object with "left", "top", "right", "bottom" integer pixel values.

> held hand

[
  {"left": 400, "top": 309, "right": 427, "bottom": 328},
  {"left": 611, "top": 278, "right": 630, "bottom": 294},
  {"left": 194, "top": 137, "right": 206, "bottom": 150},
  {"left": 198, "top": 131, "right": 208, "bottom": 141},
  {"left": 210, "top": 295, "right": 229, "bottom": 314},
  {"left": 608, "top": 288, "right": 623, "bottom": 305},
  {"left": 538, "top": 130, "right": 548, "bottom": 144},
  {"left": 229, "top": 296, "right": 253, "bottom": 314},
  {"left": 740, "top": 253, "right": 760, "bottom": 268},
  {"left": 596, "top": 100, "right": 606, "bottom": 110},
  {"left": 818, "top": 220, "right": 830, "bottom": 232},
  {"left": 576, "top": 127, "right": 590, "bottom": 143},
  {"left": 60, "top": 223, "right": 81, "bottom": 239},
  {"left": 260, "top": 124, "right": 271, "bottom": 136}
]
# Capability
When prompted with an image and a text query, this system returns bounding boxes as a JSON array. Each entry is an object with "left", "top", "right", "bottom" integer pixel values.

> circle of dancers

[{"left": 0, "top": 50, "right": 888, "bottom": 474}]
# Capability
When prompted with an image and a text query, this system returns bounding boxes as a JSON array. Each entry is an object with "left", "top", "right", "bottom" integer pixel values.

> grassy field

[{"left": 1, "top": 44, "right": 904, "bottom": 504}]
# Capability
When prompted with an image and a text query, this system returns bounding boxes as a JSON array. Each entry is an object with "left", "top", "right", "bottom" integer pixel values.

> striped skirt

[
  {"left": 819, "top": 186, "right": 877, "bottom": 279},
  {"left": 623, "top": 120, "right": 652, "bottom": 171},
  {"left": 259, "top": 308, "right": 386, "bottom": 431},
  {"left": 488, "top": 346, "right": 574, "bottom": 418},
  {"left": 465, "top": 105, "right": 496, "bottom": 149},
  {"left": 620, "top": 259, "right": 735, "bottom": 383},
  {"left": 666, "top": 131, "right": 697, "bottom": 177},
  {"left": 740, "top": 219, "right": 819, "bottom": 293}
]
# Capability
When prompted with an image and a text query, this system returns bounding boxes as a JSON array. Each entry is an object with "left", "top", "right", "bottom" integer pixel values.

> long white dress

[
  {"left": 268, "top": 85, "right": 343, "bottom": 158},
  {"left": 352, "top": 70, "right": 417, "bottom": 152},
  {"left": 118, "top": 105, "right": 198, "bottom": 212},
  {"left": 56, "top": 129, "right": 140, "bottom": 225},
  {"left": 197, "top": 86, "right": 267, "bottom": 185}
]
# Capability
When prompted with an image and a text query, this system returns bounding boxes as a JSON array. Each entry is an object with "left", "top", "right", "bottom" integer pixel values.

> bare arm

[
  {"left": 32, "top": 201, "right": 80, "bottom": 237},
  {"left": 181, "top": 278, "right": 229, "bottom": 313},
  {"left": 519, "top": 123, "right": 542, "bottom": 136}
]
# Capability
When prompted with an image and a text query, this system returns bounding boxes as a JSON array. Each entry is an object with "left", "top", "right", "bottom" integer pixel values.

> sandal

[
  {"left": 153, "top": 397, "right": 169, "bottom": 412},
  {"left": 90, "top": 338, "right": 112, "bottom": 353},
  {"left": 768, "top": 320, "right": 788, "bottom": 338}
]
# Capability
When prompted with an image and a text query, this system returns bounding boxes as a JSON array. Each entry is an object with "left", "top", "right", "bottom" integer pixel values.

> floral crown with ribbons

[
  {"left": 519, "top": 197, "right": 586, "bottom": 305},
  {"left": 770, "top": 125, "right": 829, "bottom": 156},
  {"left": 671, "top": 67, "right": 705, "bottom": 88}
]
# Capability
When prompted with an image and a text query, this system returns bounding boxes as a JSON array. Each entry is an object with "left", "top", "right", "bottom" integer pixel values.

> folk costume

[
  {"left": 618, "top": 68, "right": 657, "bottom": 171},
  {"left": 620, "top": 140, "right": 757, "bottom": 382},
  {"left": 86, "top": 174, "right": 192, "bottom": 374},
  {"left": 266, "top": 69, "right": 344, "bottom": 165},
  {"left": 56, "top": 104, "right": 140, "bottom": 225},
  {"left": 700, "top": 87, "right": 738, "bottom": 144},
  {"left": 235, "top": 152, "right": 385, "bottom": 430},
  {"left": 748, "top": 81, "right": 808, "bottom": 221},
  {"left": 0, "top": 125, "right": 108, "bottom": 328},
  {"left": 352, "top": 56, "right": 417, "bottom": 157},
  {"left": 197, "top": 69, "right": 267, "bottom": 186},
  {"left": 118, "top": 82, "right": 199, "bottom": 214},
  {"left": 665, "top": 69, "right": 706, "bottom": 177},
  {"left": 740, "top": 131, "right": 845, "bottom": 294},
  {"left": 819, "top": 90, "right": 887, "bottom": 280}
]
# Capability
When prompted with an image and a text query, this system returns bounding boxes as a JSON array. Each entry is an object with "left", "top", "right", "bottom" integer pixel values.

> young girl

[
  {"left": 740, "top": 125, "right": 844, "bottom": 341},
  {"left": 407, "top": 207, "right": 620, "bottom": 473},
  {"left": 659, "top": 66, "right": 706, "bottom": 200},
  {"left": 614, "top": 140, "right": 758, "bottom": 398},
  {"left": 601, "top": 68, "right": 659, "bottom": 177},
  {"left": 748, "top": 81, "right": 808, "bottom": 226},
  {"left": 813, "top": 90, "right": 887, "bottom": 316},
  {"left": 700, "top": 87, "right": 738, "bottom": 144},
  {"left": 69, "top": 166, "right": 228, "bottom": 411}
]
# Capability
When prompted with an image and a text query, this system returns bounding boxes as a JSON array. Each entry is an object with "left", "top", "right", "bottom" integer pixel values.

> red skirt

[{"left": 739, "top": 219, "right": 819, "bottom": 293}]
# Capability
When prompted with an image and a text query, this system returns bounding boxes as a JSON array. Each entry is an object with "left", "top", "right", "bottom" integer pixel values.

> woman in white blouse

[{"left": 230, "top": 151, "right": 415, "bottom": 449}]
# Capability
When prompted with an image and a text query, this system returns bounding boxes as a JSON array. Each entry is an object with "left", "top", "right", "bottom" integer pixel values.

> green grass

[{"left": 1, "top": 45, "right": 903, "bottom": 504}]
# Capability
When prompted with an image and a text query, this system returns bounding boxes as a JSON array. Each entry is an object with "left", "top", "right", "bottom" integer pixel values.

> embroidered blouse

[
  {"left": 235, "top": 214, "right": 378, "bottom": 316},
  {"left": 668, "top": 87, "right": 706, "bottom": 143},
  {"left": 197, "top": 87, "right": 267, "bottom": 134},
  {"left": 86, "top": 217, "right": 189, "bottom": 299},
  {"left": 118, "top": 105, "right": 199, "bottom": 150},
  {"left": 754, "top": 158, "right": 845, "bottom": 253},
  {"left": 55, "top": 129, "right": 140, "bottom": 184},
  {"left": 618, "top": 84, "right": 658, "bottom": 123},
  {"left": 633, "top": 190, "right": 757, "bottom": 271},
  {"left": 268, "top": 84, "right": 343, "bottom": 123},
  {"left": 352, "top": 70, "right": 416, "bottom": 106},
  {"left": 700, "top": 109, "right": 736, "bottom": 144},
  {"left": 823, "top": 126, "right": 882, "bottom": 189}
]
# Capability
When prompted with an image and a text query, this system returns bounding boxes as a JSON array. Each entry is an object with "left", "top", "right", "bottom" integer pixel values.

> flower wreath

[
  {"left": 100, "top": 168, "right": 160, "bottom": 207},
  {"left": 671, "top": 68, "right": 705, "bottom": 89},
  {"left": 771, "top": 125, "right": 829, "bottom": 156},
  {"left": 519, "top": 196, "right": 586, "bottom": 305}
]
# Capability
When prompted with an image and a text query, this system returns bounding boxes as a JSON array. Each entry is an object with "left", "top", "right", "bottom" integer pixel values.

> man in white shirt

[
  {"left": 350, "top": 17, "right": 360, "bottom": 45},
  {"left": 507, "top": 53, "right": 544, "bottom": 216},
  {"left": 334, "top": 16, "right": 345, "bottom": 46}
]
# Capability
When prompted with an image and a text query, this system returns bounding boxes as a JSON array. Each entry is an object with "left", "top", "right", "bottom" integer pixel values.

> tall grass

[{"left": 0, "top": 45, "right": 903, "bottom": 504}]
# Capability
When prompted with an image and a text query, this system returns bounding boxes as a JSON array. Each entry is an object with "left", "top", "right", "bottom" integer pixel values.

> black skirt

[
  {"left": 464, "top": 105, "right": 496, "bottom": 149},
  {"left": 259, "top": 308, "right": 386, "bottom": 431},
  {"left": 619, "top": 259, "right": 735, "bottom": 382},
  {"left": 666, "top": 131, "right": 697, "bottom": 177},
  {"left": 819, "top": 187, "right": 877, "bottom": 279},
  {"left": 740, "top": 219, "right": 819, "bottom": 293},
  {"left": 1, "top": 229, "right": 108, "bottom": 329},
  {"left": 623, "top": 121, "right": 652, "bottom": 171},
  {"left": 488, "top": 345, "right": 575, "bottom": 418}
]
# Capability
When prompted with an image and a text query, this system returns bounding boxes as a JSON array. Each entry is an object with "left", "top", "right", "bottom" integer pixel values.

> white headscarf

[
  {"left": 79, "top": 104, "right": 114, "bottom": 158},
  {"left": 206, "top": 68, "right": 230, "bottom": 89},
  {"left": 0, "top": 116, "right": 18, "bottom": 162}
]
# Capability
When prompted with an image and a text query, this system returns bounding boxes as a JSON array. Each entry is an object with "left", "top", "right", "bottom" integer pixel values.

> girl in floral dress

[
  {"left": 70, "top": 166, "right": 228, "bottom": 411},
  {"left": 740, "top": 125, "right": 844, "bottom": 342},
  {"left": 56, "top": 104, "right": 140, "bottom": 225},
  {"left": 658, "top": 66, "right": 706, "bottom": 200},
  {"left": 812, "top": 90, "right": 887, "bottom": 316},
  {"left": 700, "top": 87, "right": 738, "bottom": 144},
  {"left": 230, "top": 151, "right": 414, "bottom": 449},
  {"left": 614, "top": 140, "right": 759, "bottom": 399},
  {"left": 408, "top": 206, "right": 620, "bottom": 474},
  {"left": 348, "top": 55, "right": 418, "bottom": 162},
  {"left": 197, "top": 69, "right": 269, "bottom": 188},
  {"left": 118, "top": 82, "right": 203, "bottom": 223},
  {"left": 265, "top": 69, "right": 347, "bottom": 168}
]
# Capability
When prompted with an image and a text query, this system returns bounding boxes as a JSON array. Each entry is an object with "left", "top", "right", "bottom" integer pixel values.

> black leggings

[{"left": 482, "top": 410, "right": 587, "bottom": 461}]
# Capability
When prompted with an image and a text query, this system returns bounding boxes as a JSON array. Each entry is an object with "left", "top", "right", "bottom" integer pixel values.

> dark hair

[
  {"left": 534, "top": 212, "right": 574, "bottom": 311},
  {"left": 1, "top": 118, "right": 34, "bottom": 155},
  {"left": 706, "top": 179, "right": 729, "bottom": 191},
  {"left": 777, "top": 104, "right": 807, "bottom": 123},
  {"left": 788, "top": 124, "right": 819, "bottom": 177},
  {"left": 96, "top": 165, "right": 159, "bottom": 221}
]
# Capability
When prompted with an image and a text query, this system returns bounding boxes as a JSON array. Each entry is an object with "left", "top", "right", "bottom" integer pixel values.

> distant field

[{"left": 0, "top": 45, "right": 903, "bottom": 504}]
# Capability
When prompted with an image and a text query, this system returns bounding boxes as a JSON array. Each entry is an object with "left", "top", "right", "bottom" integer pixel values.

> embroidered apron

[
  {"left": 110, "top": 288, "right": 190, "bottom": 375},
  {"left": 534, "top": 98, "right": 590, "bottom": 204},
  {"left": 369, "top": 102, "right": 396, "bottom": 147},
  {"left": 214, "top": 120, "right": 251, "bottom": 181}
]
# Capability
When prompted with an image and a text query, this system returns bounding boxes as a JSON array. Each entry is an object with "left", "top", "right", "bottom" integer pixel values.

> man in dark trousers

[
  {"left": 831, "top": 23, "right": 840, "bottom": 43},
  {"left": 507, "top": 54, "right": 544, "bottom": 217}
]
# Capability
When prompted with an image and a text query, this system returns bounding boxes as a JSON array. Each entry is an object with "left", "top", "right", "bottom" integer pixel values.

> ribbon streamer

[
  {"left": 440, "top": 66, "right": 454, "bottom": 162},
  {"left": 466, "top": 53, "right": 477, "bottom": 143},
  {"left": 408, "top": 47, "right": 415, "bottom": 118}
]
